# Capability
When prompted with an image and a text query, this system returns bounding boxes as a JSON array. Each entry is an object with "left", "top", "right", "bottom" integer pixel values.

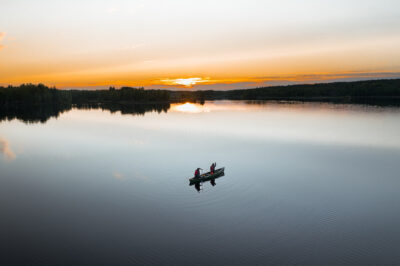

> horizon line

[{"left": 2, "top": 77, "right": 399, "bottom": 92}]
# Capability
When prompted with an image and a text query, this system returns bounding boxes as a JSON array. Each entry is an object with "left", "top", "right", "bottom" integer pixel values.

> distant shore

[
  {"left": 1, "top": 79, "right": 400, "bottom": 123},
  {"left": 1, "top": 79, "right": 400, "bottom": 107}
]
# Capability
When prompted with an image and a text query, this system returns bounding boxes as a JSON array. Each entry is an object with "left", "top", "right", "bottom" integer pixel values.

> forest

[
  {"left": 1, "top": 79, "right": 400, "bottom": 106},
  {"left": 170, "top": 79, "right": 400, "bottom": 102},
  {"left": 0, "top": 84, "right": 170, "bottom": 105}
]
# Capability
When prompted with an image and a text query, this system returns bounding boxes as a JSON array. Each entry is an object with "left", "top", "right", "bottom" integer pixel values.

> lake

[{"left": 1, "top": 101, "right": 400, "bottom": 265}]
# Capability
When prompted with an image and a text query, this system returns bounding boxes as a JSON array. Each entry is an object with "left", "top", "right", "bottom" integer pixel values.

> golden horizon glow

[
  {"left": 161, "top": 77, "right": 210, "bottom": 87},
  {"left": 0, "top": 32, "right": 5, "bottom": 50},
  {"left": 1, "top": 70, "right": 400, "bottom": 90}
]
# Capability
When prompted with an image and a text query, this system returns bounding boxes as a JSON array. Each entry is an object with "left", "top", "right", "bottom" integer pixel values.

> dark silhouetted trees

[
  {"left": 0, "top": 84, "right": 170, "bottom": 105},
  {"left": 1, "top": 79, "right": 399, "bottom": 107}
]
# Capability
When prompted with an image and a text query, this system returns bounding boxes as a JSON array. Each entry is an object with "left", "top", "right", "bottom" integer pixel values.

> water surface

[{"left": 1, "top": 101, "right": 400, "bottom": 265}]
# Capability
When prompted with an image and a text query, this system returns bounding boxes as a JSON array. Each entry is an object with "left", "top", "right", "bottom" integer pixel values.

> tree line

[
  {"left": 0, "top": 84, "right": 170, "bottom": 105},
  {"left": 169, "top": 79, "right": 400, "bottom": 102},
  {"left": 1, "top": 79, "right": 399, "bottom": 123},
  {"left": 1, "top": 79, "right": 400, "bottom": 106},
  {"left": 221, "top": 79, "right": 400, "bottom": 100}
]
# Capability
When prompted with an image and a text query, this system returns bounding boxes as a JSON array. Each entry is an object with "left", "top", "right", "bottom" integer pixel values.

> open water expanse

[{"left": 1, "top": 100, "right": 400, "bottom": 265}]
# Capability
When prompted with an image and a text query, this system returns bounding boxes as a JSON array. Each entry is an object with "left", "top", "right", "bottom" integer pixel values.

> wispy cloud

[
  {"left": 255, "top": 71, "right": 400, "bottom": 82},
  {"left": 0, "top": 32, "right": 5, "bottom": 50},
  {"left": 121, "top": 43, "right": 145, "bottom": 50},
  {"left": 106, "top": 7, "right": 119, "bottom": 13},
  {"left": 148, "top": 71, "right": 400, "bottom": 91},
  {"left": 0, "top": 137, "right": 16, "bottom": 161}
]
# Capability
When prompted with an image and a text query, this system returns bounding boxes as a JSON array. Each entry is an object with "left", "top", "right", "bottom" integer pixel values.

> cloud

[
  {"left": 0, "top": 32, "right": 5, "bottom": 50},
  {"left": 106, "top": 7, "right": 119, "bottom": 13},
  {"left": 0, "top": 137, "right": 16, "bottom": 161},
  {"left": 160, "top": 77, "right": 211, "bottom": 88},
  {"left": 146, "top": 71, "right": 400, "bottom": 91}
]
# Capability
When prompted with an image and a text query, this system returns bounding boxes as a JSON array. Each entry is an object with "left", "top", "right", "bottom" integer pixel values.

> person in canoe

[
  {"left": 210, "top": 162, "right": 216, "bottom": 174},
  {"left": 194, "top": 168, "right": 202, "bottom": 178}
]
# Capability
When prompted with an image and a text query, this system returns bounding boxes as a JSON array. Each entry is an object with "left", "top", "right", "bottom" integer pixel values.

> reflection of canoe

[{"left": 189, "top": 167, "right": 225, "bottom": 185}]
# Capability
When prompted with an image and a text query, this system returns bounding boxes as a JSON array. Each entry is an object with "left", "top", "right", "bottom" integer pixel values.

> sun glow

[{"left": 161, "top": 77, "right": 209, "bottom": 87}]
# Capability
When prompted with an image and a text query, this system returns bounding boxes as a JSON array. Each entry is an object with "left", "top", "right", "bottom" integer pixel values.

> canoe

[{"left": 189, "top": 167, "right": 225, "bottom": 185}]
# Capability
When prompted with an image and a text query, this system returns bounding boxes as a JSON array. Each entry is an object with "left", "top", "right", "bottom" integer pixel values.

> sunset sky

[{"left": 1, "top": 0, "right": 400, "bottom": 90}]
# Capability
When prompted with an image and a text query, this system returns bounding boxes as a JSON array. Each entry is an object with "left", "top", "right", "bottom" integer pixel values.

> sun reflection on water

[{"left": 171, "top": 102, "right": 210, "bottom": 113}]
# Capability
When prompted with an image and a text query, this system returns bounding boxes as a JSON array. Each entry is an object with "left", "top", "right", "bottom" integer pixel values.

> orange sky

[{"left": 1, "top": 0, "right": 400, "bottom": 90}]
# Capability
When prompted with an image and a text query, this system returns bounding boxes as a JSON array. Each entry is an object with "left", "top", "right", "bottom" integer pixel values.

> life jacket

[{"left": 195, "top": 169, "right": 199, "bottom": 177}]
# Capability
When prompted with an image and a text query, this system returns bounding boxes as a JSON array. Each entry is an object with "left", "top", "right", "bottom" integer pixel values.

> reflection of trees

[
  {"left": 0, "top": 84, "right": 171, "bottom": 123},
  {"left": 76, "top": 103, "right": 170, "bottom": 116},
  {"left": 244, "top": 98, "right": 400, "bottom": 107},
  {"left": 0, "top": 104, "right": 71, "bottom": 124},
  {"left": 0, "top": 103, "right": 171, "bottom": 124}
]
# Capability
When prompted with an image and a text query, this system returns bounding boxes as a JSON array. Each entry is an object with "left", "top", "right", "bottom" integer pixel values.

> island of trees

[{"left": 0, "top": 79, "right": 399, "bottom": 123}]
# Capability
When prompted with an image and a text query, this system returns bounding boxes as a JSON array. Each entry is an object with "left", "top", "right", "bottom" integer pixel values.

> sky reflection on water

[
  {"left": 1, "top": 101, "right": 400, "bottom": 265},
  {"left": 0, "top": 136, "right": 16, "bottom": 161}
]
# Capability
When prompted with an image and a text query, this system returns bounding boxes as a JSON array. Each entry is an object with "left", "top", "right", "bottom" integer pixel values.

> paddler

[
  {"left": 210, "top": 162, "right": 216, "bottom": 174},
  {"left": 194, "top": 168, "right": 202, "bottom": 178}
]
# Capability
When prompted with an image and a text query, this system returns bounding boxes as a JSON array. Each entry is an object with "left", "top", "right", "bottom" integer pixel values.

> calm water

[{"left": 1, "top": 101, "right": 400, "bottom": 265}]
